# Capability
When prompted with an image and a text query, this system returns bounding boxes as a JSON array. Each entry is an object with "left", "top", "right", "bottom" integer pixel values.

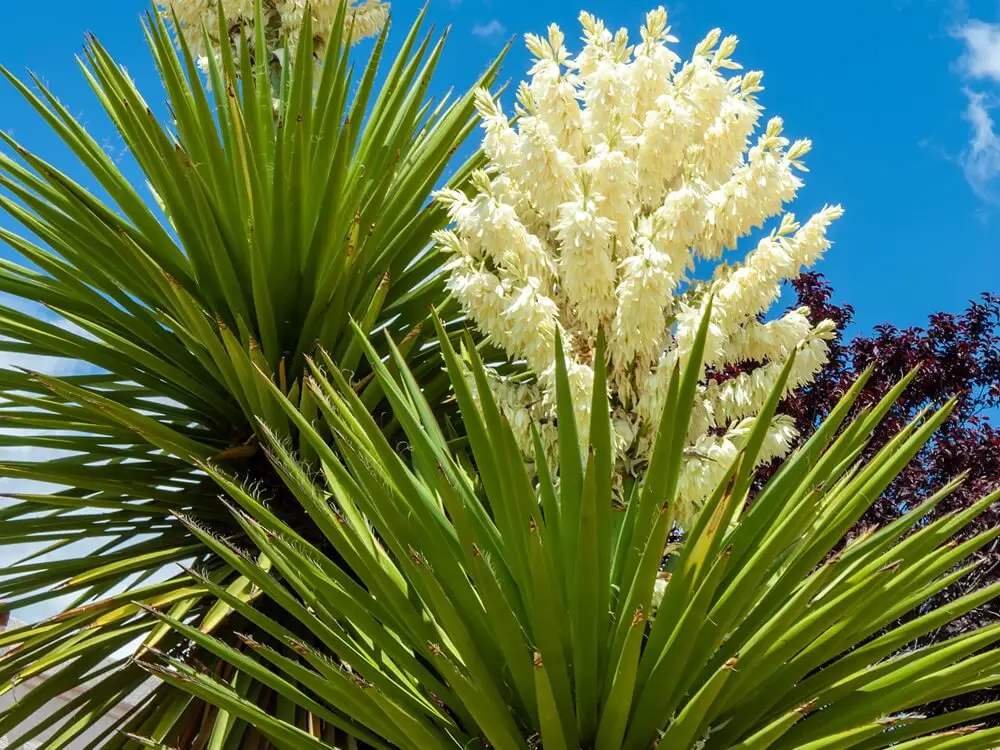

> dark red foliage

[
  {"left": 777, "top": 273, "right": 1000, "bottom": 531},
  {"left": 760, "top": 274, "right": 1000, "bottom": 713}
]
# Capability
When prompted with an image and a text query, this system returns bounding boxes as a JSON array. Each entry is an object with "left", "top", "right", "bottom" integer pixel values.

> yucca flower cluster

[
  {"left": 436, "top": 8, "right": 843, "bottom": 515},
  {"left": 161, "top": 0, "right": 388, "bottom": 68}
]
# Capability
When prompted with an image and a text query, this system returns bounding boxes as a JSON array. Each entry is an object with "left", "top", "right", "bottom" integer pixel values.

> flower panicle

[
  {"left": 160, "top": 0, "right": 389, "bottom": 71},
  {"left": 438, "top": 8, "right": 842, "bottom": 518}
]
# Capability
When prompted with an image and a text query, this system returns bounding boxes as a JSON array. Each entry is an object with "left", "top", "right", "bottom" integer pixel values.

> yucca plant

[
  {"left": 139, "top": 306, "right": 1000, "bottom": 749},
  {"left": 0, "top": 3, "right": 503, "bottom": 746}
]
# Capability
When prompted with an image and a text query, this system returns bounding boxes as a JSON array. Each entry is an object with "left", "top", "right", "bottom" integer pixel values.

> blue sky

[{"left": 0, "top": 0, "right": 997, "bottom": 335}]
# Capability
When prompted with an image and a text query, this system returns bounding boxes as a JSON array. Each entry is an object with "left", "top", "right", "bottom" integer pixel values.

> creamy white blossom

[
  {"left": 161, "top": 0, "right": 388, "bottom": 71},
  {"left": 438, "top": 8, "right": 843, "bottom": 519}
]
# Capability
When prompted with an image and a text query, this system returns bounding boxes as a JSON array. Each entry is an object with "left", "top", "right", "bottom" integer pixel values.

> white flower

[
  {"left": 695, "top": 76, "right": 762, "bottom": 183},
  {"left": 636, "top": 94, "right": 695, "bottom": 205},
  {"left": 705, "top": 321, "right": 836, "bottom": 425},
  {"left": 630, "top": 7, "right": 680, "bottom": 118},
  {"left": 161, "top": 0, "right": 388, "bottom": 70},
  {"left": 678, "top": 431, "right": 741, "bottom": 512},
  {"left": 475, "top": 90, "right": 520, "bottom": 168},
  {"left": 715, "top": 204, "right": 845, "bottom": 325},
  {"left": 723, "top": 307, "right": 814, "bottom": 364},
  {"left": 449, "top": 181, "right": 553, "bottom": 284},
  {"left": 527, "top": 25, "right": 587, "bottom": 158},
  {"left": 505, "top": 280, "right": 562, "bottom": 372},
  {"left": 556, "top": 191, "right": 618, "bottom": 332},
  {"left": 438, "top": 9, "right": 842, "bottom": 519},
  {"left": 344, "top": 0, "right": 390, "bottom": 45},
  {"left": 584, "top": 145, "right": 639, "bottom": 241},
  {"left": 651, "top": 572, "right": 670, "bottom": 611},
  {"left": 613, "top": 236, "right": 678, "bottom": 381},
  {"left": 445, "top": 259, "right": 509, "bottom": 343}
]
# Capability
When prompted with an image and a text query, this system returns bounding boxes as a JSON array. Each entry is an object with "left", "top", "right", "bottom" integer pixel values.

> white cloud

[
  {"left": 958, "top": 20, "right": 1000, "bottom": 80},
  {"left": 961, "top": 89, "right": 1000, "bottom": 201},
  {"left": 954, "top": 20, "right": 1000, "bottom": 202},
  {"left": 472, "top": 19, "right": 506, "bottom": 39}
]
